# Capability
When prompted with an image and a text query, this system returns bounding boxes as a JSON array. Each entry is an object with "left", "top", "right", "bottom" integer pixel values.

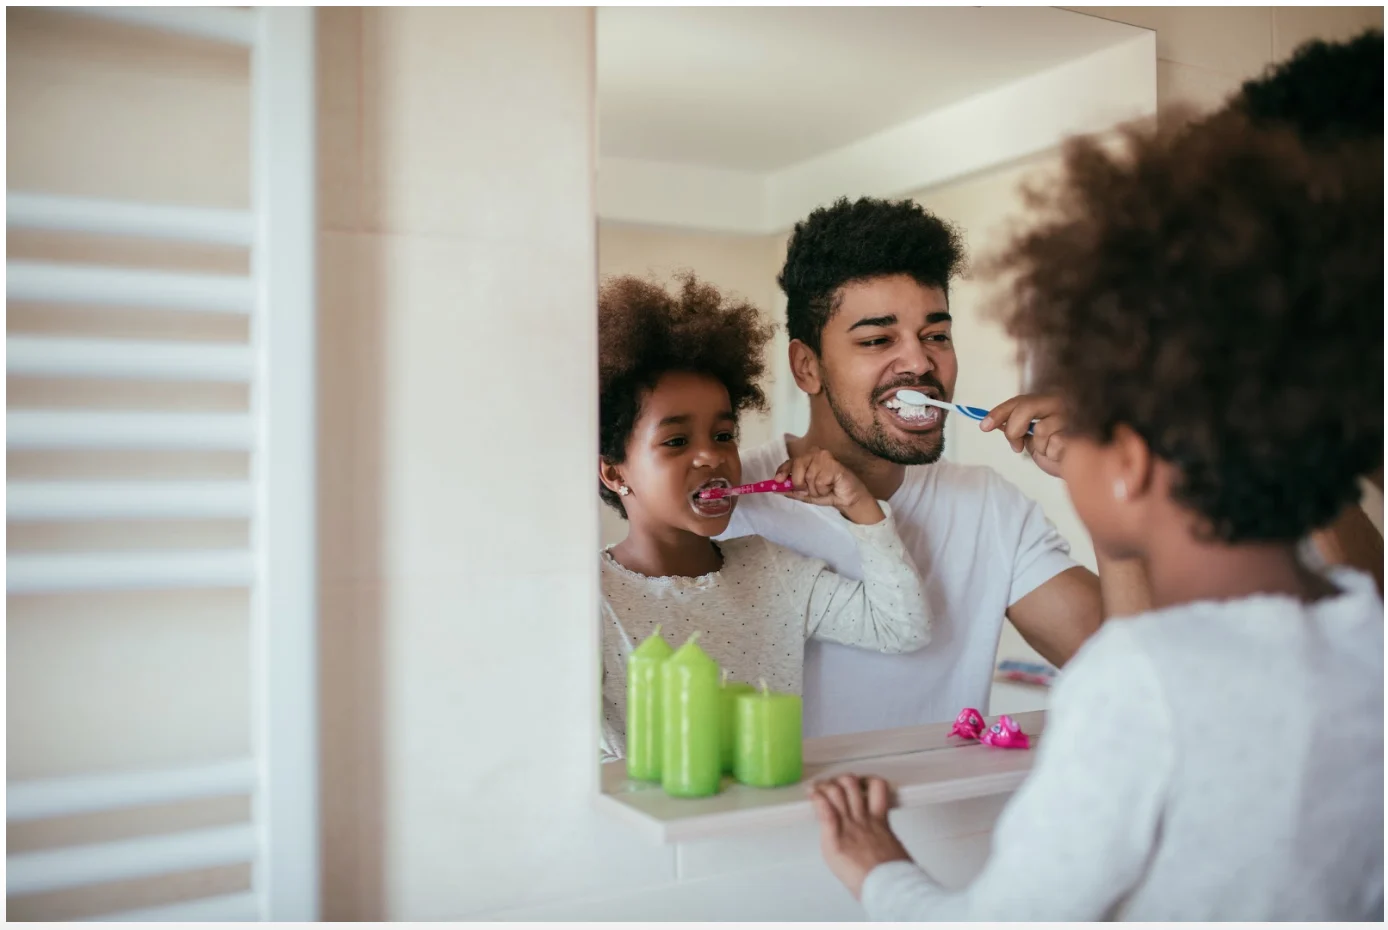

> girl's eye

[
  {"left": 662, "top": 437, "right": 687, "bottom": 448},
  {"left": 715, "top": 431, "right": 735, "bottom": 443}
]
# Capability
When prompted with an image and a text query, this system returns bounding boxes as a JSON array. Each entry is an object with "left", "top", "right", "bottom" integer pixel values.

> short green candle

[
  {"left": 719, "top": 673, "right": 756, "bottom": 773},
  {"left": 733, "top": 680, "right": 803, "bottom": 788},
  {"left": 626, "top": 625, "right": 673, "bottom": 782},
  {"left": 661, "top": 633, "right": 722, "bottom": 798}
]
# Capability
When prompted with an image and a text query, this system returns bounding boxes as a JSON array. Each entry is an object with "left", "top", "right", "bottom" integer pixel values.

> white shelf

[
  {"left": 8, "top": 759, "right": 256, "bottom": 823},
  {"left": 7, "top": 550, "right": 255, "bottom": 594},
  {"left": 7, "top": 481, "right": 253, "bottom": 521},
  {"left": 7, "top": 261, "right": 253, "bottom": 314},
  {"left": 595, "top": 710, "right": 1046, "bottom": 844},
  {"left": 8, "top": 410, "right": 254, "bottom": 450}
]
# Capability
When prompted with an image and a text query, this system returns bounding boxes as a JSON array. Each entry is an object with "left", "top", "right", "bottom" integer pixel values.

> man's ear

[
  {"left": 789, "top": 339, "right": 823, "bottom": 396},
  {"left": 599, "top": 458, "right": 625, "bottom": 495}
]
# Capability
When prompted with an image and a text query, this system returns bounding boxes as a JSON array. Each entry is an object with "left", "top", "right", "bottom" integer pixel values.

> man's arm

[{"left": 1006, "top": 553, "right": 1151, "bottom": 668}]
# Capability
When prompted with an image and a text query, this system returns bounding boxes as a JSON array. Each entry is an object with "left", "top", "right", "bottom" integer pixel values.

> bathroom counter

[{"left": 596, "top": 710, "right": 1045, "bottom": 844}]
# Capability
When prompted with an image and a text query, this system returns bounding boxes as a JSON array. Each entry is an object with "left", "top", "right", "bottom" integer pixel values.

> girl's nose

[{"left": 692, "top": 443, "right": 725, "bottom": 469}]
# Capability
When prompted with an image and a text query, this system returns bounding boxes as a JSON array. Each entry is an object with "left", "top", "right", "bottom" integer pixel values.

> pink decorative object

[
  {"left": 949, "top": 707, "right": 986, "bottom": 741},
  {"left": 979, "top": 714, "right": 1031, "bottom": 750},
  {"left": 698, "top": 478, "right": 795, "bottom": 500}
]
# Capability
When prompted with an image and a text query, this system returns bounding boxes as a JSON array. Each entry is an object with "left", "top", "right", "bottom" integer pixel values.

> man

[{"left": 721, "top": 196, "right": 1149, "bottom": 737}]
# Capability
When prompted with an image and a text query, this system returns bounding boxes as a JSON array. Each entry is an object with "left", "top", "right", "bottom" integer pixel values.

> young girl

[
  {"left": 598, "top": 274, "right": 931, "bottom": 761},
  {"left": 809, "top": 113, "right": 1384, "bottom": 919}
]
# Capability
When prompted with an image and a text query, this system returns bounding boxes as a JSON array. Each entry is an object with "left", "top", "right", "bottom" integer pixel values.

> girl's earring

[
  {"left": 618, "top": 485, "right": 631, "bottom": 497},
  {"left": 1113, "top": 479, "right": 1128, "bottom": 501}
]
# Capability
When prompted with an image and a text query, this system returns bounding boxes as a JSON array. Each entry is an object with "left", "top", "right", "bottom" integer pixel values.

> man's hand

[
  {"left": 981, "top": 394, "right": 1067, "bottom": 478},
  {"left": 774, "top": 448, "right": 885, "bottom": 525}
]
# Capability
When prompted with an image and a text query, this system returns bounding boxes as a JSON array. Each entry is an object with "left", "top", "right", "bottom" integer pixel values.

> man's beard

[{"left": 824, "top": 379, "right": 946, "bottom": 466}]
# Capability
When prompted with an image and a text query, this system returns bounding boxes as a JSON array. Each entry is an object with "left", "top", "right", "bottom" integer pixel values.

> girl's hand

[
  {"left": 774, "top": 448, "right": 884, "bottom": 525},
  {"left": 981, "top": 393, "right": 1067, "bottom": 478}
]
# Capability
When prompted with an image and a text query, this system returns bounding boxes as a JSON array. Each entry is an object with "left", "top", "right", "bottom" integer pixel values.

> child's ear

[
  {"left": 599, "top": 458, "right": 626, "bottom": 495},
  {"left": 1110, "top": 424, "right": 1155, "bottom": 499},
  {"left": 789, "top": 339, "right": 823, "bottom": 396}
]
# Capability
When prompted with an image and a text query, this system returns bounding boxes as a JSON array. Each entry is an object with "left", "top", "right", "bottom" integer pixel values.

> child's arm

[
  {"left": 815, "top": 625, "right": 1172, "bottom": 921},
  {"left": 772, "top": 449, "right": 931, "bottom": 653}
]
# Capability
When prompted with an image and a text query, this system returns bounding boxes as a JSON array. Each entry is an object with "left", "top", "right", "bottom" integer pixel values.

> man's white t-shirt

[{"left": 721, "top": 436, "right": 1079, "bottom": 737}]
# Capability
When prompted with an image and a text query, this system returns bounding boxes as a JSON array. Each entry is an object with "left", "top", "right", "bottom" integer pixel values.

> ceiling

[{"left": 597, "top": 7, "right": 1148, "bottom": 172}]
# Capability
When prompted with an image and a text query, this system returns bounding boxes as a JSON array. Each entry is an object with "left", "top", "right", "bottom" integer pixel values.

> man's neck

[{"left": 789, "top": 415, "right": 907, "bottom": 503}]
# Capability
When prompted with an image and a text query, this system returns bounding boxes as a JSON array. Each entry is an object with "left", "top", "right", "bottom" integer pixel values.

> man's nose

[{"left": 892, "top": 337, "right": 935, "bottom": 377}]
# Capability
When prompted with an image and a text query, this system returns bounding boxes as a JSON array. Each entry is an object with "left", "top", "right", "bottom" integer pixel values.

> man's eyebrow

[
  {"left": 847, "top": 315, "right": 897, "bottom": 331},
  {"left": 846, "top": 311, "right": 952, "bottom": 331}
]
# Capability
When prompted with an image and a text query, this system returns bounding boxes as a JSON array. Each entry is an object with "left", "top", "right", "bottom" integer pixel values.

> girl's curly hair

[
  {"left": 987, "top": 112, "right": 1383, "bottom": 543},
  {"left": 599, "top": 273, "right": 774, "bottom": 517}
]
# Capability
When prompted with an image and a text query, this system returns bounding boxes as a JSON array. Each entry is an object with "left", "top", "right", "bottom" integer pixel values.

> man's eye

[
  {"left": 926, "top": 333, "right": 952, "bottom": 343},
  {"left": 662, "top": 437, "right": 687, "bottom": 448},
  {"left": 859, "top": 338, "right": 889, "bottom": 347}
]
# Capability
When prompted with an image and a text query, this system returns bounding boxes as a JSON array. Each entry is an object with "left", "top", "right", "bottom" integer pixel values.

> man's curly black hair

[
  {"left": 987, "top": 113, "right": 1383, "bottom": 544},
  {"left": 1231, "top": 28, "right": 1382, "bottom": 145},
  {"left": 599, "top": 273, "right": 774, "bottom": 518},
  {"left": 778, "top": 197, "right": 966, "bottom": 353}
]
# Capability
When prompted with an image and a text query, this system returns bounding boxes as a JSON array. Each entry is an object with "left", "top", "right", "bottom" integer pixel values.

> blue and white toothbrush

[{"left": 895, "top": 389, "right": 1036, "bottom": 436}]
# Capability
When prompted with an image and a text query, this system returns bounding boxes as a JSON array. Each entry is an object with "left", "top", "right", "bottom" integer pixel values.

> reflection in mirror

[{"left": 594, "top": 6, "right": 1157, "bottom": 775}]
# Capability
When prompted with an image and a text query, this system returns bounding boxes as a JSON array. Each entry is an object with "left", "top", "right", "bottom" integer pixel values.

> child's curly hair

[
  {"left": 988, "top": 113, "right": 1383, "bottom": 543},
  {"left": 778, "top": 197, "right": 967, "bottom": 353},
  {"left": 599, "top": 273, "right": 775, "bottom": 518}
]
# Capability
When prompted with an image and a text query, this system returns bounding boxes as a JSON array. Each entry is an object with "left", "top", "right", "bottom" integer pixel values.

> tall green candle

[
  {"left": 661, "top": 633, "right": 722, "bottom": 798},
  {"left": 626, "top": 625, "right": 673, "bottom": 782},
  {"left": 733, "top": 680, "right": 803, "bottom": 788},
  {"left": 720, "top": 670, "right": 756, "bottom": 774}
]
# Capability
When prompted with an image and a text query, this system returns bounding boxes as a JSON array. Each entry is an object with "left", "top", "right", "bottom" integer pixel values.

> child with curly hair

[
  {"left": 598, "top": 274, "right": 931, "bottom": 761},
  {"left": 809, "top": 111, "right": 1383, "bottom": 920}
]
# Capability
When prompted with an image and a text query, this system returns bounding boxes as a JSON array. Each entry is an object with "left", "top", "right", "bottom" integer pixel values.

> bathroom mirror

[{"left": 594, "top": 6, "right": 1157, "bottom": 760}]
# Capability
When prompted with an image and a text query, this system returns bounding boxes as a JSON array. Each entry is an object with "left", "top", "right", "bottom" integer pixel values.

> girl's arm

[
  {"left": 776, "top": 502, "right": 932, "bottom": 654},
  {"left": 852, "top": 626, "right": 1172, "bottom": 920}
]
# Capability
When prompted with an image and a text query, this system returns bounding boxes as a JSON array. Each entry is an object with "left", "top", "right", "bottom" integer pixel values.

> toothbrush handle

[
  {"left": 733, "top": 478, "right": 794, "bottom": 495},
  {"left": 956, "top": 404, "right": 1036, "bottom": 436}
]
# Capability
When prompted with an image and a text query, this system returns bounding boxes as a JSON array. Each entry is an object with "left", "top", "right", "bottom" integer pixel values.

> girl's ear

[
  {"left": 1110, "top": 424, "right": 1155, "bottom": 501},
  {"left": 788, "top": 339, "right": 823, "bottom": 396},
  {"left": 599, "top": 458, "right": 625, "bottom": 496}
]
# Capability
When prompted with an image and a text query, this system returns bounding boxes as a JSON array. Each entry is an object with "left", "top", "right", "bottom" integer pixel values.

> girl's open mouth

[{"left": 690, "top": 478, "right": 733, "bottom": 518}]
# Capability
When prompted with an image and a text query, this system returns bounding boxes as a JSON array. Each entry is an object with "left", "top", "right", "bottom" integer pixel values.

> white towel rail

[
  {"left": 7, "top": 336, "right": 254, "bottom": 382},
  {"left": 7, "top": 481, "right": 254, "bottom": 522},
  {"left": 7, "top": 411, "right": 254, "bottom": 450},
  {"left": 95, "top": 891, "right": 261, "bottom": 922},
  {"left": 7, "top": 550, "right": 255, "bottom": 594},
  {"left": 56, "top": 6, "right": 256, "bottom": 46},
  {"left": 8, "top": 759, "right": 257, "bottom": 823},
  {"left": 7, "top": 824, "right": 258, "bottom": 897},
  {"left": 7, "top": 261, "right": 254, "bottom": 314},
  {"left": 7, "top": 193, "right": 254, "bottom": 246}
]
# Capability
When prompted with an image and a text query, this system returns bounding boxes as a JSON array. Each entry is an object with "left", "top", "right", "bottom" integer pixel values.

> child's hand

[
  {"left": 810, "top": 774, "right": 914, "bottom": 901},
  {"left": 981, "top": 393, "right": 1067, "bottom": 478},
  {"left": 774, "top": 448, "right": 884, "bottom": 525}
]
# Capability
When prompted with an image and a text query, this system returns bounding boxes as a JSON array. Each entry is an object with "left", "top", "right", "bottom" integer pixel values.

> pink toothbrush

[{"left": 697, "top": 478, "right": 794, "bottom": 500}]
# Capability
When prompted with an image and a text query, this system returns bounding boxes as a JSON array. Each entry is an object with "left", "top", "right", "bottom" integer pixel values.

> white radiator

[{"left": 6, "top": 6, "right": 318, "bottom": 921}]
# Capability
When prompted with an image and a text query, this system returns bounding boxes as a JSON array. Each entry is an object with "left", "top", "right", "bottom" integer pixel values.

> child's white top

[
  {"left": 601, "top": 503, "right": 930, "bottom": 761},
  {"left": 862, "top": 566, "right": 1384, "bottom": 921}
]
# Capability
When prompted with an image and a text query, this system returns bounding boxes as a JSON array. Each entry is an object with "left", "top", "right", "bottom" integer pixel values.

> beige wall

[{"left": 8, "top": 5, "right": 1381, "bottom": 921}]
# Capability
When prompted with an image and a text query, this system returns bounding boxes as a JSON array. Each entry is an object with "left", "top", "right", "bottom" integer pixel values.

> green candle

[
  {"left": 733, "top": 680, "right": 803, "bottom": 788},
  {"left": 720, "top": 671, "right": 756, "bottom": 774},
  {"left": 661, "top": 633, "right": 722, "bottom": 798},
  {"left": 625, "top": 625, "right": 673, "bottom": 782}
]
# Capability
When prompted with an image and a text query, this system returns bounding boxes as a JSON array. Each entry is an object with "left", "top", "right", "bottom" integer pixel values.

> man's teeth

[{"left": 883, "top": 398, "right": 935, "bottom": 421}]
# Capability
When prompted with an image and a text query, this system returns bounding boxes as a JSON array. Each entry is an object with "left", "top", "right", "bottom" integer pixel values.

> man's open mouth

[
  {"left": 690, "top": 478, "right": 733, "bottom": 517},
  {"left": 880, "top": 386, "right": 944, "bottom": 431}
]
